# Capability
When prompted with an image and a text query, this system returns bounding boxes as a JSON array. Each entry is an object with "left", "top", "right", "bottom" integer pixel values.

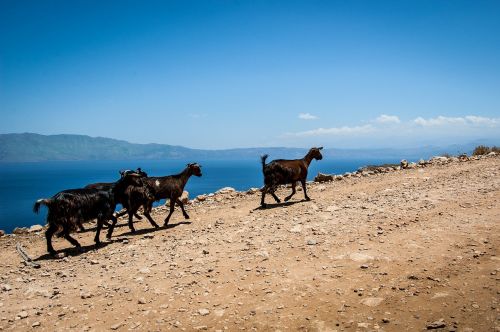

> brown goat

[{"left": 260, "top": 147, "right": 323, "bottom": 207}]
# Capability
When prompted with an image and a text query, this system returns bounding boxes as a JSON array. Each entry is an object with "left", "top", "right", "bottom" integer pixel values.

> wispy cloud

[
  {"left": 283, "top": 114, "right": 500, "bottom": 140},
  {"left": 298, "top": 113, "right": 318, "bottom": 120},
  {"left": 413, "top": 115, "right": 500, "bottom": 127},
  {"left": 375, "top": 114, "right": 400, "bottom": 124},
  {"left": 285, "top": 124, "right": 374, "bottom": 137}
]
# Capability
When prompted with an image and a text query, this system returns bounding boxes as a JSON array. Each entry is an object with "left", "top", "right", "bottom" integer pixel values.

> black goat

[
  {"left": 106, "top": 163, "right": 202, "bottom": 238},
  {"left": 260, "top": 147, "right": 323, "bottom": 207},
  {"left": 33, "top": 171, "right": 145, "bottom": 256},
  {"left": 85, "top": 168, "right": 155, "bottom": 232}
]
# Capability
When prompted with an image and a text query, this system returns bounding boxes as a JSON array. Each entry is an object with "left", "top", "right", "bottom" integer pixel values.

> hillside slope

[{"left": 0, "top": 155, "right": 499, "bottom": 331}]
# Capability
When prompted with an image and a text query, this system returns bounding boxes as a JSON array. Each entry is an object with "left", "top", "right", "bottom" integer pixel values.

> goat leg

[
  {"left": 284, "top": 182, "right": 296, "bottom": 202},
  {"left": 106, "top": 215, "right": 118, "bottom": 239},
  {"left": 260, "top": 186, "right": 268, "bottom": 207},
  {"left": 45, "top": 223, "right": 58, "bottom": 256},
  {"left": 270, "top": 191, "right": 281, "bottom": 203},
  {"left": 143, "top": 211, "right": 159, "bottom": 228},
  {"left": 164, "top": 199, "right": 175, "bottom": 226},
  {"left": 94, "top": 217, "right": 104, "bottom": 246},
  {"left": 176, "top": 198, "right": 189, "bottom": 219},
  {"left": 77, "top": 220, "right": 86, "bottom": 232},
  {"left": 127, "top": 213, "right": 136, "bottom": 233},
  {"left": 62, "top": 229, "right": 82, "bottom": 252},
  {"left": 301, "top": 179, "right": 310, "bottom": 201}
]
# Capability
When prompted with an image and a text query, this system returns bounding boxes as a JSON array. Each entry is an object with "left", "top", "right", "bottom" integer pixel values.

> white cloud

[
  {"left": 298, "top": 113, "right": 318, "bottom": 120},
  {"left": 464, "top": 115, "right": 500, "bottom": 126},
  {"left": 375, "top": 114, "right": 400, "bottom": 124},
  {"left": 286, "top": 124, "right": 374, "bottom": 137},
  {"left": 413, "top": 115, "right": 500, "bottom": 127}
]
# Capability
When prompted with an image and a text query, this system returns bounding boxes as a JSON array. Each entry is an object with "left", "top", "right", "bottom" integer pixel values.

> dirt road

[{"left": 0, "top": 156, "right": 498, "bottom": 331}]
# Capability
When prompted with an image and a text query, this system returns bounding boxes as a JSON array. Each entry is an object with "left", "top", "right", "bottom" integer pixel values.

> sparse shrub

[
  {"left": 472, "top": 145, "right": 491, "bottom": 156},
  {"left": 491, "top": 146, "right": 500, "bottom": 153}
]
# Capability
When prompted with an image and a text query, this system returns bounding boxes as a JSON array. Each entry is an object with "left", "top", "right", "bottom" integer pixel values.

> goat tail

[
  {"left": 261, "top": 154, "right": 269, "bottom": 171},
  {"left": 33, "top": 198, "right": 51, "bottom": 214}
]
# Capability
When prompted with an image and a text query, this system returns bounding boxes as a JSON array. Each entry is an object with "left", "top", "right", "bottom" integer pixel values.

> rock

[
  {"left": 349, "top": 253, "right": 374, "bottom": 263},
  {"left": 12, "top": 227, "right": 29, "bottom": 235},
  {"left": 80, "top": 291, "right": 93, "bottom": 299},
  {"left": 418, "top": 159, "right": 427, "bottom": 166},
  {"left": 426, "top": 320, "right": 446, "bottom": 329},
  {"left": 0, "top": 230, "right": 5, "bottom": 237},
  {"left": 289, "top": 225, "right": 302, "bottom": 233},
  {"left": 487, "top": 151, "right": 497, "bottom": 156},
  {"left": 198, "top": 308, "right": 210, "bottom": 316},
  {"left": 110, "top": 322, "right": 123, "bottom": 330},
  {"left": 382, "top": 318, "right": 390, "bottom": 323},
  {"left": 216, "top": 187, "right": 236, "bottom": 194},
  {"left": 314, "top": 173, "right": 334, "bottom": 182},
  {"left": 246, "top": 188, "right": 260, "bottom": 195},
  {"left": 180, "top": 191, "right": 189, "bottom": 204},
  {"left": 196, "top": 194, "right": 207, "bottom": 202},
  {"left": 459, "top": 154, "right": 469, "bottom": 161},
  {"left": 360, "top": 297, "right": 384, "bottom": 307},
  {"left": 430, "top": 156, "right": 449, "bottom": 164},
  {"left": 138, "top": 298, "right": 147, "bottom": 304},
  {"left": 1, "top": 284, "right": 12, "bottom": 292},
  {"left": 32, "top": 321, "right": 41, "bottom": 327},
  {"left": 400, "top": 159, "right": 409, "bottom": 169},
  {"left": 17, "top": 311, "right": 29, "bottom": 319},
  {"left": 29, "top": 224, "right": 44, "bottom": 233},
  {"left": 431, "top": 292, "right": 449, "bottom": 299},
  {"left": 139, "top": 267, "right": 151, "bottom": 274},
  {"left": 407, "top": 162, "right": 417, "bottom": 169},
  {"left": 307, "top": 239, "right": 317, "bottom": 245}
]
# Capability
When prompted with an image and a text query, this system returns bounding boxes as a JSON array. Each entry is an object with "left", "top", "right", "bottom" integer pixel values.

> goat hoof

[
  {"left": 284, "top": 197, "right": 290, "bottom": 202},
  {"left": 184, "top": 215, "right": 190, "bottom": 220},
  {"left": 305, "top": 197, "right": 311, "bottom": 201}
]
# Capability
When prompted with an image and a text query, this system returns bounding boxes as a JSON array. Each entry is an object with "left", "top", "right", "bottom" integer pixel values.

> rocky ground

[{"left": 0, "top": 155, "right": 499, "bottom": 332}]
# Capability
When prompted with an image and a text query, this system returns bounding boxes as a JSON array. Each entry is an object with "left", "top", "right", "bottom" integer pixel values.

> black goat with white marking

[
  {"left": 33, "top": 171, "right": 145, "bottom": 256},
  {"left": 260, "top": 147, "right": 323, "bottom": 207}
]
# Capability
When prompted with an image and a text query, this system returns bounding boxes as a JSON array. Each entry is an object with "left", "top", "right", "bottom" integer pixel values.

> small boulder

[
  {"left": 198, "top": 308, "right": 210, "bottom": 316},
  {"left": 400, "top": 159, "right": 409, "bottom": 169},
  {"left": 196, "top": 194, "right": 207, "bottom": 202},
  {"left": 13, "top": 227, "right": 29, "bottom": 235},
  {"left": 216, "top": 187, "right": 236, "bottom": 194},
  {"left": 0, "top": 230, "right": 5, "bottom": 237},
  {"left": 314, "top": 173, "right": 334, "bottom": 182},
  {"left": 246, "top": 188, "right": 260, "bottom": 195},
  {"left": 29, "top": 224, "right": 44, "bottom": 233}
]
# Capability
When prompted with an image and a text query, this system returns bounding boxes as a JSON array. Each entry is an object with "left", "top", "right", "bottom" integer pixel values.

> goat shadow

[
  {"left": 35, "top": 241, "right": 113, "bottom": 261},
  {"left": 118, "top": 221, "right": 191, "bottom": 237},
  {"left": 254, "top": 199, "right": 311, "bottom": 211}
]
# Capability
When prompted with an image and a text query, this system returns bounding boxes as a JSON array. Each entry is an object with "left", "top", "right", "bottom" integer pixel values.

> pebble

[
  {"left": 17, "top": 311, "right": 28, "bottom": 319},
  {"left": 110, "top": 322, "right": 122, "bottom": 330},
  {"left": 427, "top": 320, "right": 446, "bottom": 329},
  {"left": 198, "top": 308, "right": 210, "bottom": 316},
  {"left": 307, "top": 239, "right": 317, "bottom": 245}
]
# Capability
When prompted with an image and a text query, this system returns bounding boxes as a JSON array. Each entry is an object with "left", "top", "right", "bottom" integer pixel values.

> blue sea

[{"left": 0, "top": 158, "right": 398, "bottom": 233}]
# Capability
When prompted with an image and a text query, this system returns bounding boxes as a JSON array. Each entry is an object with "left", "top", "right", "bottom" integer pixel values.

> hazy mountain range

[{"left": 0, "top": 133, "right": 494, "bottom": 162}]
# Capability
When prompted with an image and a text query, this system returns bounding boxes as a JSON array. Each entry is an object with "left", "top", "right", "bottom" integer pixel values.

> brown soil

[{"left": 0, "top": 156, "right": 499, "bottom": 331}]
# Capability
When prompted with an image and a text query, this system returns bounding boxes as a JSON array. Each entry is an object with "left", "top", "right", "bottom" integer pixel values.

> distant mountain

[{"left": 0, "top": 133, "right": 493, "bottom": 162}]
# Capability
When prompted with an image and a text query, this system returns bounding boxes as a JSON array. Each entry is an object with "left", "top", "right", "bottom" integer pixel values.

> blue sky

[{"left": 1, "top": 0, "right": 499, "bottom": 149}]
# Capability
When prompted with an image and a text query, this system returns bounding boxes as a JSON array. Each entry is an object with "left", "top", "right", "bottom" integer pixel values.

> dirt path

[{"left": 0, "top": 156, "right": 499, "bottom": 331}]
